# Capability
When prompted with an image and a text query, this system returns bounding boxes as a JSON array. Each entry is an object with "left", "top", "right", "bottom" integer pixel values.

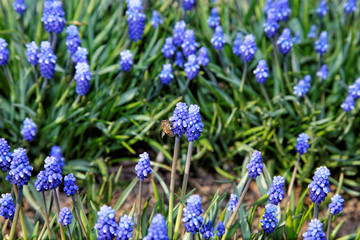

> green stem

[
  {"left": 283, "top": 55, "right": 292, "bottom": 93},
  {"left": 285, "top": 155, "right": 301, "bottom": 207},
  {"left": 72, "top": 195, "right": 89, "bottom": 240},
  {"left": 327, "top": 214, "right": 332, "bottom": 239},
  {"left": 181, "top": 78, "right": 192, "bottom": 96},
  {"left": 272, "top": 36, "right": 285, "bottom": 95},
  {"left": 320, "top": 79, "right": 325, "bottom": 119},
  {"left": 67, "top": 225, "right": 73, "bottom": 240},
  {"left": 136, "top": 180, "right": 143, "bottom": 240},
  {"left": 222, "top": 179, "right": 252, "bottom": 240},
  {"left": 20, "top": 204, "right": 29, "bottom": 240},
  {"left": 38, "top": 191, "right": 53, "bottom": 240},
  {"left": 240, "top": 62, "right": 248, "bottom": 93},
  {"left": 21, "top": 15, "right": 24, "bottom": 45},
  {"left": 168, "top": 136, "right": 181, "bottom": 238},
  {"left": 42, "top": 192, "right": 52, "bottom": 240},
  {"left": 261, "top": 84, "right": 273, "bottom": 111},
  {"left": 53, "top": 189, "right": 66, "bottom": 240},
  {"left": 314, "top": 203, "right": 319, "bottom": 219},
  {"left": 9, "top": 186, "right": 23, "bottom": 239}
]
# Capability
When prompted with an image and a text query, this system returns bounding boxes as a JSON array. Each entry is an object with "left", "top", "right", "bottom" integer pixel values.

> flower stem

[
  {"left": 327, "top": 214, "right": 332, "bottom": 239},
  {"left": 38, "top": 191, "right": 53, "bottom": 240},
  {"left": 168, "top": 136, "right": 181, "bottom": 238},
  {"left": 313, "top": 203, "right": 319, "bottom": 219},
  {"left": 320, "top": 78, "right": 325, "bottom": 119},
  {"left": 9, "top": 186, "right": 23, "bottom": 240},
  {"left": 283, "top": 55, "right": 293, "bottom": 93},
  {"left": 285, "top": 155, "right": 301, "bottom": 206},
  {"left": 71, "top": 195, "right": 88, "bottom": 240},
  {"left": 136, "top": 180, "right": 143, "bottom": 240},
  {"left": 21, "top": 15, "right": 24, "bottom": 45},
  {"left": 42, "top": 192, "right": 52, "bottom": 240},
  {"left": 173, "top": 141, "right": 194, "bottom": 240},
  {"left": 221, "top": 179, "right": 252, "bottom": 240},
  {"left": 67, "top": 225, "right": 73, "bottom": 240},
  {"left": 272, "top": 36, "right": 285, "bottom": 95},
  {"left": 20, "top": 204, "right": 29, "bottom": 240},
  {"left": 240, "top": 62, "right": 248, "bottom": 93},
  {"left": 53, "top": 189, "right": 66, "bottom": 240},
  {"left": 261, "top": 84, "right": 273, "bottom": 111}
]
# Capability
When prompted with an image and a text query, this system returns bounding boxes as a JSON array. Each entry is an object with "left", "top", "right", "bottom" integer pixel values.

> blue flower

[
  {"left": 246, "top": 150, "right": 263, "bottom": 179},
  {"left": 315, "top": 31, "right": 329, "bottom": 56},
  {"left": 277, "top": 28, "right": 293, "bottom": 55},
  {"left": 239, "top": 34, "right": 257, "bottom": 62},
  {"left": 126, "top": 0, "right": 142, "bottom": 10},
  {"left": 303, "top": 219, "right": 326, "bottom": 239},
  {"left": 143, "top": 214, "right": 169, "bottom": 240},
  {"left": 21, "top": 117, "right": 37, "bottom": 142},
  {"left": 117, "top": 214, "right": 134, "bottom": 240},
  {"left": 292, "top": 32, "right": 301, "bottom": 44},
  {"left": 197, "top": 47, "right": 209, "bottom": 66},
  {"left": 216, "top": 221, "right": 225, "bottom": 237},
  {"left": 66, "top": 25, "right": 81, "bottom": 55},
  {"left": 0, "top": 193, "right": 15, "bottom": 220},
  {"left": 75, "top": 62, "right": 91, "bottom": 96},
  {"left": 0, "top": 138, "right": 12, "bottom": 172},
  {"left": 38, "top": 41, "right": 57, "bottom": 79},
  {"left": 72, "top": 47, "right": 88, "bottom": 64},
  {"left": 207, "top": 8, "right": 220, "bottom": 29},
  {"left": 120, "top": 50, "right": 133, "bottom": 72},
  {"left": 162, "top": 37, "right": 176, "bottom": 59},
  {"left": 232, "top": 32, "right": 243, "bottom": 56},
  {"left": 0, "top": 38, "right": 9, "bottom": 66},
  {"left": 348, "top": 80, "right": 360, "bottom": 100},
  {"left": 307, "top": 25, "right": 317, "bottom": 39},
  {"left": 308, "top": 166, "right": 331, "bottom": 205},
  {"left": 293, "top": 75, "right": 311, "bottom": 98},
  {"left": 329, "top": 194, "right": 344, "bottom": 215},
  {"left": 151, "top": 10, "right": 162, "bottom": 29},
  {"left": 9, "top": 148, "right": 33, "bottom": 187},
  {"left": 173, "top": 21, "right": 187, "bottom": 46},
  {"left": 26, "top": 41, "right": 39, "bottom": 66},
  {"left": 50, "top": 145, "right": 65, "bottom": 170},
  {"left": 186, "top": 104, "right": 204, "bottom": 142},
  {"left": 184, "top": 54, "right": 200, "bottom": 80},
  {"left": 260, "top": 204, "right": 279, "bottom": 234},
  {"left": 13, "top": 0, "right": 27, "bottom": 15},
  {"left": 44, "top": 156, "right": 63, "bottom": 190},
  {"left": 253, "top": 59, "right": 269, "bottom": 84},
  {"left": 263, "top": 0, "right": 274, "bottom": 14},
  {"left": 182, "top": 29, "right": 199, "bottom": 58},
  {"left": 228, "top": 193, "right": 238, "bottom": 212},
  {"left": 200, "top": 221, "right": 214, "bottom": 239},
  {"left": 95, "top": 205, "right": 119, "bottom": 240},
  {"left": 34, "top": 171, "right": 49, "bottom": 192},
  {"left": 183, "top": 0, "right": 195, "bottom": 11},
  {"left": 175, "top": 51, "right": 184, "bottom": 68},
  {"left": 63, "top": 173, "right": 79, "bottom": 196},
  {"left": 316, "top": 0, "right": 328, "bottom": 18},
  {"left": 58, "top": 207, "right": 72, "bottom": 226},
  {"left": 182, "top": 195, "right": 204, "bottom": 234},
  {"left": 274, "top": 0, "right": 291, "bottom": 21},
  {"left": 159, "top": 64, "right": 173, "bottom": 85},
  {"left": 295, "top": 133, "right": 310, "bottom": 155},
  {"left": 268, "top": 176, "right": 285, "bottom": 205},
  {"left": 344, "top": 0, "right": 357, "bottom": 14},
  {"left": 126, "top": 7, "right": 145, "bottom": 42},
  {"left": 169, "top": 102, "right": 188, "bottom": 138},
  {"left": 264, "top": 9, "right": 279, "bottom": 39},
  {"left": 211, "top": 26, "right": 225, "bottom": 51},
  {"left": 316, "top": 64, "right": 328, "bottom": 81},
  {"left": 41, "top": 0, "right": 66, "bottom": 34},
  {"left": 341, "top": 95, "right": 355, "bottom": 112},
  {"left": 135, "top": 152, "right": 152, "bottom": 181}
]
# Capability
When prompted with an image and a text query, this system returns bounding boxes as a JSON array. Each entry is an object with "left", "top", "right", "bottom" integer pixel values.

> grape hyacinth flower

[
  {"left": 264, "top": 9, "right": 279, "bottom": 39},
  {"left": 159, "top": 64, "right": 173, "bottom": 85},
  {"left": 228, "top": 193, "right": 238, "bottom": 212},
  {"left": 211, "top": 26, "right": 225, "bottom": 51},
  {"left": 183, "top": 0, "right": 195, "bottom": 11},
  {"left": 126, "top": 5, "right": 145, "bottom": 42},
  {"left": 348, "top": 80, "right": 360, "bottom": 99},
  {"left": 303, "top": 219, "right": 326, "bottom": 239},
  {"left": 308, "top": 166, "right": 331, "bottom": 205},
  {"left": 44, "top": 156, "right": 63, "bottom": 190},
  {"left": 274, "top": 0, "right": 291, "bottom": 22},
  {"left": 117, "top": 214, "right": 134, "bottom": 240},
  {"left": 72, "top": 47, "right": 88, "bottom": 64},
  {"left": 95, "top": 205, "right": 119, "bottom": 240},
  {"left": 151, "top": 10, "right": 162, "bottom": 29},
  {"left": 216, "top": 221, "right": 225, "bottom": 237},
  {"left": 186, "top": 104, "right": 204, "bottom": 142},
  {"left": 169, "top": 102, "right": 188, "bottom": 137},
  {"left": 239, "top": 34, "right": 257, "bottom": 62},
  {"left": 184, "top": 54, "right": 200, "bottom": 80},
  {"left": 200, "top": 221, "right": 215, "bottom": 239},
  {"left": 143, "top": 214, "right": 169, "bottom": 240},
  {"left": 277, "top": 28, "right": 293, "bottom": 55},
  {"left": 135, "top": 152, "right": 152, "bottom": 181},
  {"left": 0, "top": 38, "right": 9, "bottom": 66},
  {"left": 253, "top": 59, "right": 269, "bottom": 84},
  {"left": 329, "top": 194, "right": 344, "bottom": 215},
  {"left": 41, "top": 0, "right": 66, "bottom": 34},
  {"left": 344, "top": 0, "right": 357, "bottom": 14},
  {"left": 13, "top": 0, "right": 27, "bottom": 15},
  {"left": 207, "top": 8, "right": 220, "bottom": 29},
  {"left": 307, "top": 25, "right": 317, "bottom": 39},
  {"left": 182, "top": 29, "right": 199, "bottom": 58},
  {"left": 246, "top": 150, "right": 264, "bottom": 179},
  {"left": 316, "top": 0, "right": 328, "bottom": 18},
  {"left": 63, "top": 173, "right": 79, "bottom": 196},
  {"left": 34, "top": 171, "right": 49, "bottom": 192},
  {"left": 120, "top": 50, "right": 133, "bottom": 71},
  {"left": 21, "top": 117, "right": 37, "bottom": 142},
  {"left": 295, "top": 133, "right": 310, "bottom": 155},
  {"left": 0, "top": 138, "right": 12, "bottom": 171},
  {"left": 232, "top": 32, "right": 243, "bottom": 56},
  {"left": 182, "top": 195, "right": 204, "bottom": 234},
  {"left": 293, "top": 75, "right": 311, "bottom": 98},
  {"left": 316, "top": 64, "right": 328, "bottom": 81},
  {"left": 50, "top": 145, "right": 65, "bottom": 170},
  {"left": 315, "top": 31, "right": 329, "bottom": 56},
  {"left": 58, "top": 207, "right": 72, "bottom": 226},
  {"left": 197, "top": 47, "right": 209, "bottom": 67},
  {"left": 0, "top": 193, "right": 15, "bottom": 220},
  {"left": 260, "top": 204, "right": 279, "bottom": 234},
  {"left": 26, "top": 41, "right": 39, "bottom": 66},
  {"left": 38, "top": 41, "right": 57, "bottom": 79},
  {"left": 9, "top": 148, "right": 33, "bottom": 187},
  {"left": 126, "top": 0, "right": 142, "bottom": 10},
  {"left": 174, "top": 51, "right": 184, "bottom": 67},
  {"left": 65, "top": 25, "right": 81, "bottom": 55},
  {"left": 173, "top": 20, "right": 187, "bottom": 46},
  {"left": 341, "top": 95, "right": 355, "bottom": 112},
  {"left": 263, "top": 0, "right": 274, "bottom": 14},
  {"left": 75, "top": 62, "right": 91, "bottom": 96},
  {"left": 292, "top": 32, "right": 301, "bottom": 44},
  {"left": 268, "top": 176, "right": 285, "bottom": 205},
  {"left": 161, "top": 37, "right": 176, "bottom": 58}
]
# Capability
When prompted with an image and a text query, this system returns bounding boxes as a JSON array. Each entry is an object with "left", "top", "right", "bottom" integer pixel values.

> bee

[{"left": 161, "top": 120, "right": 175, "bottom": 138}]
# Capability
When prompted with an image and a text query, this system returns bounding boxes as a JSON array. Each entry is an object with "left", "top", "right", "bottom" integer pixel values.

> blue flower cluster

[
  {"left": 58, "top": 207, "right": 72, "bottom": 226},
  {"left": 42, "top": 0, "right": 66, "bottom": 34},
  {"left": 200, "top": 221, "right": 214, "bottom": 239},
  {"left": 26, "top": 41, "right": 39, "bottom": 66},
  {"left": 173, "top": 21, "right": 187, "bottom": 46},
  {"left": 268, "top": 176, "right": 285, "bottom": 205},
  {"left": 159, "top": 64, "right": 174, "bottom": 85},
  {"left": 341, "top": 95, "right": 355, "bottom": 112},
  {"left": 186, "top": 104, "right": 204, "bottom": 142},
  {"left": 308, "top": 166, "right": 331, "bottom": 205},
  {"left": 293, "top": 75, "right": 311, "bottom": 98},
  {"left": 21, "top": 117, "right": 37, "bottom": 142},
  {"left": 277, "top": 28, "right": 293, "bottom": 55},
  {"left": 75, "top": 62, "right": 91, "bottom": 96},
  {"left": 0, "top": 138, "right": 12, "bottom": 171},
  {"left": 295, "top": 133, "right": 310, "bottom": 155},
  {"left": 239, "top": 34, "right": 257, "bottom": 62},
  {"left": 64, "top": 173, "right": 79, "bottom": 196},
  {"left": 72, "top": 47, "right": 88, "bottom": 64},
  {"left": 34, "top": 170, "right": 48, "bottom": 192},
  {"left": 135, "top": 152, "right": 152, "bottom": 181},
  {"left": 348, "top": 78, "right": 360, "bottom": 100},
  {"left": 246, "top": 150, "right": 264, "bottom": 179},
  {"left": 253, "top": 59, "right": 270, "bottom": 84},
  {"left": 13, "top": 0, "right": 27, "bottom": 15},
  {"left": 120, "top": 50, "right": 133, "bottom": 72},
  {"left": 260, "top": 204, "right": 279, "bottom": 234},
  {"left": 315, "top": 31, "right": 329, "bottom": 56},
  {"left": 9, "top": 148, "right": 33, "bottom": 187},
  {"left": 316, "top": 0, "right": 328, "bottom": 18},
  {"left": 38, "top": 41, "right": 57, "bottom": 79},
  {"left": 264, "top": 0, "right": 291, "bottom": 22},
  {"left": 162, "top": 37, "right": 176, "bottom": 59},
  {"left": 182, "top": 195, "right": 204, "bottom": 234},
  {"left": 264, "top": 9, "right": 279, "bottom": 38},
  {"left": 0, "top": 193, "right": 15, "bottom": 220},
  {"left": 228, "top": 193, "right": 238, "bottom": 212},
  {"left": 143, "top": 214, "right": 169, "bottom": 240},
  {"left": 184, "top": 54, "right": 200, "bottom": 80},
  {"left": 95, "top": 205, "right": 119, "bottom": 240},
  {"left": 233, "top": 33, "right": 243, "bottom": 56},
  {"left": 183, "top": 0, "right": 195, "bottom": 11},
  {"left": 44, "top": 156, "right": 63, "bottom": 190},
  {"left": 151, "top": 10, "right": 162, "bottom": 29},
  {"left": 303, "top": 219, "right": 326, "bottom": 240},
  {"left": 126, "top": 0, "right": 145, "bottom": 42},
  {"left": 175, "top": 51, "right": 184, "bottom": 67},
  {"left": 0, "top": 38, "right": 9, "bottom": 66},
  {"left": 316, "top": 64, "right": 328, "bottom": 81},
  {"left": 216, "top": 221, "right": 225, "bottom": 237},
  {"left": 169, "top": 102, "right": 189, "bottom": 137},
  {"left": 344, "top": 0, "right": 357, "bottom": 14},
  {"left": 65, "top": 25, "right": 82, "bottom": 55},
  {"left": 307, "top": 25, "right": 317, "bottom": 39},
  {"left": 329, "top": 194, "right": 344, "bottom": 215},
  {"left": 211, "top": 26, "right": 225, "bottom": 51},
  {"left": 207, "top": 8, "right": 220, "bottom": 29},
  {"left": 116, "top": 214, "right": 134, "bottom": 240},
  {"left": 182, "top": 30, "right": 199, "bottom": 58},
  {"left": 197, "top": 47, "right": 209, "bottom": 66},
  {"left": 50, "top": 145, "right": 65, "bottom": 170}
]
